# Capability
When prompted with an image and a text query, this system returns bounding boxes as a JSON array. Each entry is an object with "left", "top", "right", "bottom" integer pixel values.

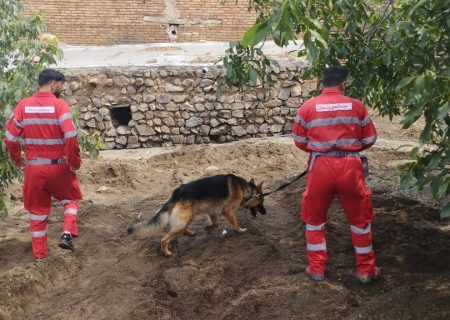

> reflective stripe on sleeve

[
  {"left": 64, "top": 131, "right": 78, "bottom": 139},
  {"left": 5, "top": 130, "right": 19, "bottom": 142},
  {"left": 294, "top": 115, "right": 307, "bottom": 127},
  {"left": 292, "top": 133, "right": 308, "bottom": 143},
  {"left": 13, "top": 117, "right": 24, "bottom": 128},
  {"left": 361, "top": 134, "right": 377, "bottom": 145},
  {"left": 59, "top": 112, "right": 72, "bottom": 123}
]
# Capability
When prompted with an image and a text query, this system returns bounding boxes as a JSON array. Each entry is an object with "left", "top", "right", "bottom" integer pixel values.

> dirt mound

[{"left": 1, "top": 137, "right": 449, "bottom": 320}]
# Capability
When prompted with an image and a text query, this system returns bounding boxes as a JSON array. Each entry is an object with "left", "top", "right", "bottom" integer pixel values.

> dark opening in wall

[{"left": 110, "top": 105, "right": 132, "bottom": 127}]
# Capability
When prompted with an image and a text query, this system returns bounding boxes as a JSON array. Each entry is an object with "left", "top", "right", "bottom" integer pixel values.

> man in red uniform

[
  {"left": 292, "top": 66, "right": 380, "bottom": 283},
  {"left": 4, "top": 69, "right": 82, "bottom": 260}
]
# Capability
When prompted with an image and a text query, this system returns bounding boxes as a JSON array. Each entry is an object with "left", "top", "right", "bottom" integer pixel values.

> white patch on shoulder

[
  {"left": 25, "top": 106, "right": 55, "bottom": 114},
  {"left": 316, "top": 103, "right": 352, "bottom": 112}
]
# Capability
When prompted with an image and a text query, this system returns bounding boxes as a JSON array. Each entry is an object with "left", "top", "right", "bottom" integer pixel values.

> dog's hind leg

[
  {"left": 204, "top": 214, "right": 219, "bottom": 233},
  {"left": 181, "top": 206, "right": 196, "bottom": 237},
  {"left": 161, "top": 229, "right": 185, "bottom": 256},
  {"left": 161, "top": 203, "right": 194, "bottom": 256},
  {"left": 223, "top": 208, "right": 247, "bottom": 234}
]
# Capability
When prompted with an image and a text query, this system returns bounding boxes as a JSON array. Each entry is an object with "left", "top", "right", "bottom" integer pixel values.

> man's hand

[{"left": 13, "top": 159, "right": 25, "bottom": 170}]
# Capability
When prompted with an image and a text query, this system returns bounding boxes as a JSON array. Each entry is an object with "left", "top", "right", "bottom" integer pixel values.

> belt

[
  {"left": 309, "top": 151, "right": 369, "bottom": 177},
  {"left": 25, "top": 157, "right": 66, "bottom": 166}
]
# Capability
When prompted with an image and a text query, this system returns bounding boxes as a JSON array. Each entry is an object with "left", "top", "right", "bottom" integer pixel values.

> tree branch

[{"left": 365, "top": 0, "right": 394, "bottom": 43}]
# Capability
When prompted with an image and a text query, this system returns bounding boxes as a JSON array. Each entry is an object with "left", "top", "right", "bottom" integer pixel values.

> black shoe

[{"left": 58, "top": 233, "right": 74, "bottom": 251}]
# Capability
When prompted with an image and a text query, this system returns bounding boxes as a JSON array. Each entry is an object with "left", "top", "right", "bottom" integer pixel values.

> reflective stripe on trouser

[
  {"left": 305, "top": 223, "right": 327, "bottom": 274},
  {"left": 350, "top": 223, "right": 376, "bottom": 275},
  {"left": 29, "top": 213, "right": 49, "bottom": 258},
  {"left": 62, "top": 201, "right": 79, "bottom": 237}
]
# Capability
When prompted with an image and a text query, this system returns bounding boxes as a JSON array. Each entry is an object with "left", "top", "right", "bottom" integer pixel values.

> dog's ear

[
  {"left": 256, "top": 181, "right": 264, "bottom": 193},
  {"left": 249, "top": 178, "right": 255, "bottom": 185}
]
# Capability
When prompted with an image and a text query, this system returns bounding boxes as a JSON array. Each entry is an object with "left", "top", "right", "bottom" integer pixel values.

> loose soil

[{"left": 1, "top": 114, "right": 449, "bottom": 320}]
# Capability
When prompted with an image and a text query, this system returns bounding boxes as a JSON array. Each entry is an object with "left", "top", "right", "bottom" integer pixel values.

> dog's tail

[{"left": 127, "top": 199, "right": 171, "bottom": 237}]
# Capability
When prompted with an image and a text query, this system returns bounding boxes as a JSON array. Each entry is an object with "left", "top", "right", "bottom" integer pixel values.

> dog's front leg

[
  {"left": 223, "top": 209, "right": 247, "bottom": 233},
  {"left": 183, "top": 229, "right": 197, "bottom": 237}
]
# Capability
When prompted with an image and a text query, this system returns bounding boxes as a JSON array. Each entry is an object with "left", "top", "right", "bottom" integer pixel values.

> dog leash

[{"left": 260, "top": 170, "right": 308, "bottom": 197}]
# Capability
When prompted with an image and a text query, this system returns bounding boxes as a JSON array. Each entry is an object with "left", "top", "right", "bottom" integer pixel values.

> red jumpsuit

[
  {"left": 292, "top": 87, "right": 377, "bottom": 277},
  {"left": 4, "top": 92, "right": 82, "bottom": 259}
]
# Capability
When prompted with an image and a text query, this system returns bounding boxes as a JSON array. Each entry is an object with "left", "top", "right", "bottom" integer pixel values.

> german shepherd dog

[{"left": 127, "top": 174, "right": 266, "bottom": 256}]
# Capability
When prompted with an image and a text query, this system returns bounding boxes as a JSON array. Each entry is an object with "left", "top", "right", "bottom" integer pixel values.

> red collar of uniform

[
  {"left": 34, "top": 91, "right": 57, "bottom": 98},
  {"left": 321, "top": 87, "right": 343, "bottom": 95}
]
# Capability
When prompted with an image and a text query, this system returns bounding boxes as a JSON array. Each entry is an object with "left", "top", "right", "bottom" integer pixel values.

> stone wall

[{"left": 63, "top": 60, "right": 315, "bottom": 150}]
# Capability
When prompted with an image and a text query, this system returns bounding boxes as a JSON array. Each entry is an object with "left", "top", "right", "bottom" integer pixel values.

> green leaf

[
  {"left": 443, "top": 66, "right": 450, "bottom": 78},
  {"left": 412, "top": 76, "right": 426, "bottom": 94},
  {"left": 383, "top": 51, "right": 392, "bottom": 66},
  {"left": 426, "top": 152, "right": 441, "bottom": 170},
  {"left": 419, "top": 123, "right": 432, "bottom": 144},
  {"left": 437, "top": 102, "right": 449, "bottom": 120},
  {"left": 395, "top": 77, "right": 414, "bottom": 90},
  {"left": 272, "top": 29, "right": 282, "bottom": 46},
  {"left": 242, "top": 21, "right": 271, "bottom": 47},
  {"left": 310, "top": 29, "right": 328, "bottom": 48},
  {"left": 269, "top": 59, "right": 280, "bottom": 68},
  {"left": 430, "top": 174, "right": 449, "bottom": 201},
  {"left": 289, "top": 0, "right": 303, "bottom": 21},
  {"left": 249, "top": 69, "right": 258, "bottom": 85},
  {"left": 408, "top": 0, "right": 428, "bottom": 18},
  {"left": 307, "top": 44, "right": 320, "bottom": 65},
  {"left": 418, "top": 30, "right": 429, "bottom": 48},
  {"left": 400, "top": 170, "right": 414, "bottom": 190},
  {"left": 307, "top": 17, "right": 324, "bottom": 31},
  {"left": 410, "top": 147, "right": 420, "bottom": 158},
  {"left": 441, "top": 202, "right": 450, "bottom": 219}
]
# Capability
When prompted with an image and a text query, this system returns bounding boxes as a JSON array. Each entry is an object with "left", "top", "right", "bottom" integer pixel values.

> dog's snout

[{"left": 257, "top": 204, "right": 267, "bottom": 215}]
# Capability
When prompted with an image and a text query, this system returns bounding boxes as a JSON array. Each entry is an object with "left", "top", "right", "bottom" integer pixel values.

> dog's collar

[{"left": 243, "top": 193, "right": 264, "bottom": 203}]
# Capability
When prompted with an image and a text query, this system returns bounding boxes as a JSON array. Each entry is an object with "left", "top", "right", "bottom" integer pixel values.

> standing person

[
  {"left": 292, "top": 66, "right": 380, "bottom": 283},
  {"left": 3, "top": 69, "right": 82, "bottom": 260}
]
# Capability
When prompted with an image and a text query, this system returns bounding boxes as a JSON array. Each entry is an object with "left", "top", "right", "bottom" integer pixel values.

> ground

[{"left": 1, "top": 114, "right": 449, "bottom": 320}]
